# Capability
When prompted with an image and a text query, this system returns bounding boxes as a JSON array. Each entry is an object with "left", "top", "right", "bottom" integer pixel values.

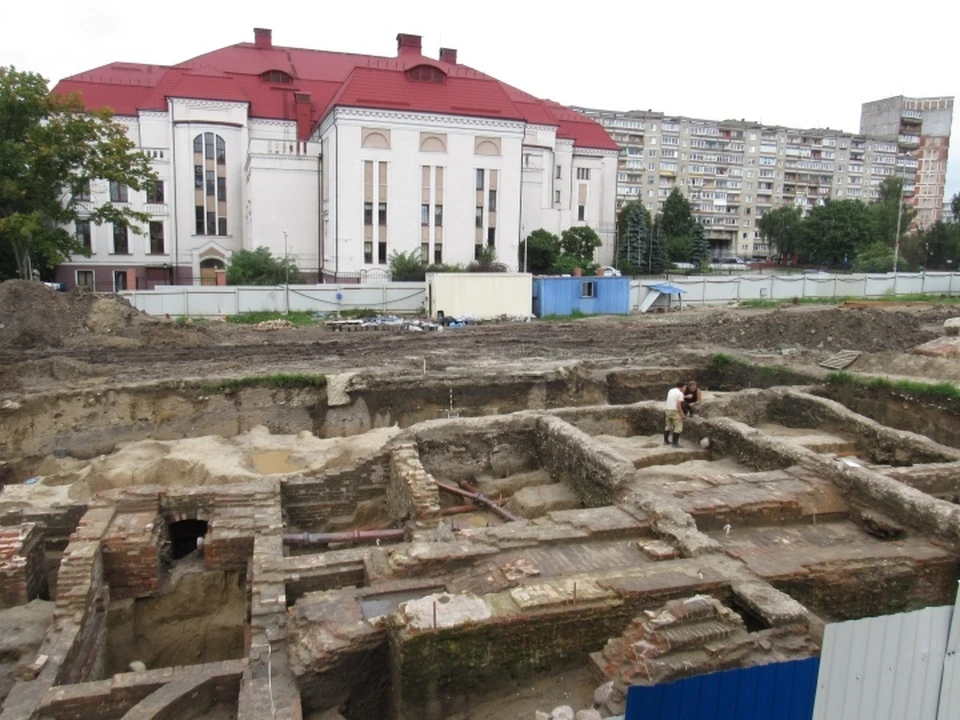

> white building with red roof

[{"left": 52, "top": 30, "right": 620, "bottom": 290}]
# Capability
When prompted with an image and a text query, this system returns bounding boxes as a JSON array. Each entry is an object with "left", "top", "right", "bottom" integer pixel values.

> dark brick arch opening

[{"left": 169, "top": 519, "right": 208, "bottom": 560}]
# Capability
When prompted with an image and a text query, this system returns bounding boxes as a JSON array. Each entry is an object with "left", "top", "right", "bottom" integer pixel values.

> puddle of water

[
  {"left": 250, "top": 451, "right": 301, "bottom": 474},
  {"left": 449, "top": 511, "right": 504, "bottom": 529},
  {"left": 360, "top": 586, "right": 445, "bottom": 620}
]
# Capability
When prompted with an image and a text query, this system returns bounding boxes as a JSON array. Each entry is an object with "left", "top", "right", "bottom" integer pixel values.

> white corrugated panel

[
  {"left": 813, "top": 589, "right": 958, "bottom": 720},
  {"left": 937, "top": 586, "right": 960, "bottom": 720}
]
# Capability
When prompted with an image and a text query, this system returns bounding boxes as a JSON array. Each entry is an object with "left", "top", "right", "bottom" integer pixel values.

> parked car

[{"left": 600, "top": 266, "right": 622, "bottom": 277}]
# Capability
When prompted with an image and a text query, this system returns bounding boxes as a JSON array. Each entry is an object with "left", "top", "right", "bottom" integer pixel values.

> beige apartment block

[{"left": 577, "top": 99, "right": 952, "bottom": 260}]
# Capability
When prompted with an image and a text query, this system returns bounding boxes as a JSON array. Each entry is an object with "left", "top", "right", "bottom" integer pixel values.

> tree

[
  {"left": 757, "top": 206, "right": 803, "bottom": 259},
  {"left": 872, "top": 177, "right": 915, "bottom": 246},
  {"left": 226, "top": 247, "right": 300, "bottom": 285},
  {"left": 0, "top": 67, "right": 155, "bottom": 279},
  {"left": 519, "top": 229, "right": 560, "bottom": 273},
  {"left": 796, "top": 200, "right": 876, "bottom": 265},
  {"left": 689, "top": 222, "right": 711, "bottom": 269},
  {"left": 659, "top": 188, "right": 695, "bottom": 241},
  {"left": 559, "top": 226, "right": 602, "bottom": 265},
  {"left": 952, "top": 193, "right": 960, "bottom": 223},
  {"left": 917, "top": 221, "right": 960, "bottom": 270},
  {"left": 665, "top": 236, "right": 692, "bottom": 264},
  {"left": 616, "top": 201, "right": 652, "bottom": 271}
]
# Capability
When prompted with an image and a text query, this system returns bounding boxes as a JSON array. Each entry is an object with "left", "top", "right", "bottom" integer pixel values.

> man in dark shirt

[{"left": 682, "top": 380, "right": 701, "bottom": 417}]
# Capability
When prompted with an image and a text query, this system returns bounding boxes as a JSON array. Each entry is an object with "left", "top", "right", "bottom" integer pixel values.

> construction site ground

[{"left": 2, "top": 279, "right": 959, "bottom": 397}]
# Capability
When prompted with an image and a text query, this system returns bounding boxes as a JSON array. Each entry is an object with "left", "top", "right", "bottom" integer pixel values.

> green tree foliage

[
  {"left": 913, "top": 221, "right": 960, "bottom": 270},
  {"left": 797, "top": 200, "right": 876, "bottom": 264},
  {"left": 226, "top": 247, "right": 300, "bottom": 285},
  {"left": 853, "top": 242, "right": 896, "bottom": 273},
  {"left": 665, "top": 236, "right": 692, "bottom": 264},
  {"left": 757, "top": 206, "right": 803, "bottom": 259},
  {"left": 0, "top": 66, "right": 156, "bottom": 279},
  {"left": 519, "top": 229, "right": 560, "bottom": 273},
  {"left": 559, "top": 226, "right": 602, "bottom": 265},
  {"left": 952, "top": 193, "right": 960, "bottom": 223},
  {"left": 388, "top": 250, "right": 427, "bottom": 281},
  {"left": 872, "top": 177, "right": 915, "bottom": 245},
  {"left": 616, "top": 201, "right": 666, "bottom": 273},
  {"left": 467, "top": 245, "right": 508, "bottom": 272},
  {"left": 689, "top": 222, "right": 711, "bottom": 268},
  {"left": 616, "top": 201, "right": 651, "bottom": 271},
  {"left": 659, "top": 188, "right": 695, "bottom": 241}
]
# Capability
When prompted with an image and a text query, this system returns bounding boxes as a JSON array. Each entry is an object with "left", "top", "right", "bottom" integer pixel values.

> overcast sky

[{"left": 4, "top": 0, "right": 958, "bottom": 210}]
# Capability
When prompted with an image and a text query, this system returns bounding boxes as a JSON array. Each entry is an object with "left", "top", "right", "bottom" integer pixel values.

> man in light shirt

[{"left": 664, "top": 381, "right": 685, "bottom": 447}]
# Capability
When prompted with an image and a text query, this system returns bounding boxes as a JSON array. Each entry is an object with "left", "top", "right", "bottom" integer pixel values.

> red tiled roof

[{"left": 51, "top": 35, "right": 619, "bottom": 151}]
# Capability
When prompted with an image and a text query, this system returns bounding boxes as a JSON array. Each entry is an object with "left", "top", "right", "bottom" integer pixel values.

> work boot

[
  {"left": 663, "top": 430, "right": 671, "bottom": 445},
  {"left": 671, "top": 433, "right": 680, "bottom": 447}
]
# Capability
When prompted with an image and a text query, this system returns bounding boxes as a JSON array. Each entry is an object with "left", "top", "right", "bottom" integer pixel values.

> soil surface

[{"left": 2, "top": 281, "right": 959, "bottom": 396}]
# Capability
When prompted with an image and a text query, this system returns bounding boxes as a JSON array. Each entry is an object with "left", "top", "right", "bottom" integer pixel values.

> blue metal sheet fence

[{"left": 626, "top": 658, "right": 820, "bottom": 720}]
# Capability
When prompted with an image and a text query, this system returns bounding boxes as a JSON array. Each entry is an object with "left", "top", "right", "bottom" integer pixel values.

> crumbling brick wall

[{"left": 0, "top": 523, "right": 47, "bottom": 608}]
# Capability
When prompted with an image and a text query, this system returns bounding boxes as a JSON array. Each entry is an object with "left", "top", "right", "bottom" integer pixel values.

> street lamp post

[
  {"left": 892, "top": 179, "right": 905, "bottom": 274},
  {"left": 283, "top": 230, "right": 290, "bottom": 315}
]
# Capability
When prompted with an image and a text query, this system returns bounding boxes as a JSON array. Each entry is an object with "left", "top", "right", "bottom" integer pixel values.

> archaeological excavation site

[{"left": 3, "top": 282, "right": 960, "bottom": 719}]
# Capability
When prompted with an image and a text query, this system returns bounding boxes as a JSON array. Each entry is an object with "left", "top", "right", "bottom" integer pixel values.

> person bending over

[{"left": 664, "top": 381, "right": 685, "bottom": 448}]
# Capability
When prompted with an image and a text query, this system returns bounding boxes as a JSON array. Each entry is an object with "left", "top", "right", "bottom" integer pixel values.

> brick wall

[{"left": 0, "top": 523, "right": 47, "bottom": 608}]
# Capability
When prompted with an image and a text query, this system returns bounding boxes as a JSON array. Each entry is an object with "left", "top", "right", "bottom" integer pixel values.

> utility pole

[
  {"left": 892, "top": 179, "right": 905, "bottom": 273},
  {"left": 283, "top": 230, "right": 290, "bottom": 315}
]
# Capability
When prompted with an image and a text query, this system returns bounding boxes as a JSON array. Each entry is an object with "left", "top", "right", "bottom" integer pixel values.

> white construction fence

[
  {"left": 120, "top": 283, "right": 426, "bottom": 317},
  {"left": 632, "top": 272, "right": 960, "bottom": 311}
]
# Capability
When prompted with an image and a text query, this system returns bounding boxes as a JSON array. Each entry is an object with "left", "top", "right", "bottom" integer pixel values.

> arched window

[
  {"left": 407, "top": 65, "right": 446, "bottom": 83},
  {"left": 260, "top": 70, "right": 293, "bottom": 84},
  {"left": 193, "top": 132, "right": 228, "bottom": 236}
]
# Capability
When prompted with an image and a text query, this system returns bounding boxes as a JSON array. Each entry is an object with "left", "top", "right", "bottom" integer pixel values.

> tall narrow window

[
  {"left": 421, "top": 204, "right": 430, "bottom": 226},
  {"left": 364, "top": 202, "right": 373, "bottom": 225},
  {"left": 556, "top": 165, "right": 562, "bottom": 179},
  {"left": 193, "top": 132, "right": 227, "bottom": 235},
  {"left": 475, "top": 206, "right": 483, "bottom": 228},
  {"left": 487, "top": 227, "right": 496, "bottom": 247},
  {"left": 112, "top": 225, "right": 129, "bottom": 254},
  {"left": 578, "top": 205, "right": 586, "bottom": 221},
  {"left": 74, "top": 181, "right": 91, "bottom": 202},
  {"left": 378, "top": 202, "right": 387, "bottom": 226},
  {"left": 146, "top": 180, "right": 165, "bottom": 204},
  {"left": 148, "top": 221, "right": 164, "bottom": 254},
  {"left": 475, "top": 168, "right": 484, "bottom": 190},
  {"left": 76, "top": 220, "right": 91, "bottom": 251},
  {"left": 378, "top": 238, "right": 387, "bottom": 264},
  {"left": 489, "top": 189, "right": 497, "bottom": 212},
  {"left": 109, "top": 181, "right": 128, "bottom": 203},
  {"left": 434, "top": 204, "right": 443, "bottom": 227}
]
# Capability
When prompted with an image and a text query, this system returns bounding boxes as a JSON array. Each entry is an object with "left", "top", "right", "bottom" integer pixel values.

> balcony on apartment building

[
  {"left": 898, "top": 134, "right": 921, "bottom": 147},
  {"left": 900, "top": 109, "right": 923, "bottom": 123}
]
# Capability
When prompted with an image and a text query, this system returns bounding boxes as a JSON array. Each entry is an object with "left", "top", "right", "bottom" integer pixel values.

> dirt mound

[
  {"left": 0, "top": 280, "right": 149, "bottom": 349},
  {"left": 697, "top": 308, "right": 939, "bottom": 352}
]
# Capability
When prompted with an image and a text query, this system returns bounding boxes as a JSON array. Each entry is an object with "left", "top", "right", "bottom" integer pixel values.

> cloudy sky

[{"left": 4, "top": 0, "right": 958, "bottom": 209}]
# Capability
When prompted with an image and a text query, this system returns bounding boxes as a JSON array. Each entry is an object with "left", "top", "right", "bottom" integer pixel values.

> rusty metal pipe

[
  {"left": 440, "top": 504, "right": 479, "bottom": 516},
  {"left": 283, "top": 529, "right": 404, "bottom": 545},
  {"left": 436, "top": 481, "right": 521, "bottom": 523}
]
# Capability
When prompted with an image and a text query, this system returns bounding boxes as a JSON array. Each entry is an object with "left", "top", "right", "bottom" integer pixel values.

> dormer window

[
  {"left": 407, "top": 65, "right": 445, "bottom": 83},
  {"left": 261, "top": 70, "right": 293, "bottom": 84}
]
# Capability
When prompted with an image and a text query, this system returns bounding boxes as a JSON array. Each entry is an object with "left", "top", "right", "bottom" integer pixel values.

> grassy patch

[
  {"left": 826, "top": 371, "right": 960, "bottom": 401},
  {"left": 711, "top": 353, "right": 735, "bottom": 369},
  {"left": 202, "top": 373, "right": 327, "bottom": 393},
  {"left": 227, "top": 311, "right": 318, "bottom": 326},
  {"left": 539, "top": 309, "right": 589, "bottom": 322}
]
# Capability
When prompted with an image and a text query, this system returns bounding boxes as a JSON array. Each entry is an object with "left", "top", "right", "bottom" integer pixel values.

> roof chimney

[
  {"left": 254, "top": 28, "right": 272, "bottom": 49},
  {"left": 439, "top": 48, "right": 458, "bottom": 64},
  {"left": 396, "top": 33, "right": 422, "bottom": 56},
  {"left": 295, "top": 92, "right": 312, "bottom": 141}
]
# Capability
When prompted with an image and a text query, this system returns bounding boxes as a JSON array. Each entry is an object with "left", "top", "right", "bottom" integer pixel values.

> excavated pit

[{"left": 3, "top": 360, "right": 960, "bottom": 720}]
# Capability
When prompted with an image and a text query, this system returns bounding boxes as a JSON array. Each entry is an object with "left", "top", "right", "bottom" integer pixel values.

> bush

[
  {"left": 520, "top": 229, "right": 561, "bottom": 273},
  {"left": 551, "top": 255, "right": 599, "bottom": 276},
  {"left": 226, "top": 247, "right": 300, "bottom": 285},
  {"left": 665, "top": 236, "right": 692, "bottom": 264},
  {"left": 468, "top": 246, "right": 508, "bottom": 272},
  {"left": 388, "top": 251, "right": 426, "bottom": 281},
  {"left": 852, "top": 243, "right": 895, "bottom": 273}
]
